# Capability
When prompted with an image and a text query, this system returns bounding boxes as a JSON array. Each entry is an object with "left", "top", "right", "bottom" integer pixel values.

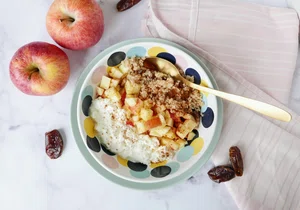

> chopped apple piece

[
  {"left": 125, "top": 80, "right": 141, "bottom": 95},
  {"left": 140, "top": 108, "right": 153, "bottom": 121},
  {"left": 106, "top": 66, "right": 112, "bottom": 74},
  {"left": 104, "top": 87, "right": 121, "bottom": 102},
  {"left": 125, "top": 97, "right": 138, "bottom": 107},
  {"left": 176, "top": 127, "right": 189, "bottom": 139},
  {"left": 160, "top": 137, "right": 173, "bottom": 146},
  {"left": 176, "top": 119, "right": 198, "bottom": 139},
  {"left": 165, "top": 110, "right": 174, "bottom": 127},
  {"left": 129, "top": 99, "right": 143, "bottom": 115},
  {"left": 164, "top": 128, "right": 176, "bottom": 139},
  {"left": 145, "top": 116, "right": 163, "bottom": 130},
  {"left": 183, "top": 114, "right": 195, "bottom": 121},
  {"left": 119, "top": 63, "right": 130, "bottom": 74},
  {"left": 125, "top": 110, "right": 131, "bottom": 118},
  {"left": 184, "top": 119, "right": 198, "bottom": 131},
  {"left": 187, "top": 132, "right": 196, "bottom": 141},
  {"left": 158, "top": 114, "right": 166, "bottom": 127},
  {"left": 110, "top": 79, "right": 120, "bottom": 87},
  {"left": 123, "top": 103, "right": 130, "bottom": 111},
  {"left": 143, "top": 99, "right": 153, "bottom": 109},
  {"left": 170, "top": 112, "right": 182, "bottom": 123},
  {"left": 167, "top": 118, "right": 174, "bottom": 127},
  {"left": 155, "top": 105, "right": 166, "bottom": 114},
  {"left": 126, "top": 121, "right": 134, "bottom": 127},
  {"left": 126, "top": 94, "right": 138, "bottom": 98},
  {"left": 161, "top": 137, "right": 179, "bottom": 151},
  {"left": 109, "top": 67, "right": 123, "bottom": 79},
  {"left": 115, "top": 85, "right": 121, "bottom": 91},
  {"left": 136, "top": 121, "right": 147, "bottom": 134},
  {"left": 100, "top": 75, "right": 111, "bottom": 90},
  {"left": 149, "top": 126, "right": 171, "bottom": 137},
  {"left": 132, "top": 116, "right": 139, "bottom": 122},
  {"left": 96, "top": 87, "right": 104, "bottom": 96},
  {"left": 176, "top": 139, "right": 187, "bottom": 149},
  {"left": 169, "top": 141, "right": 179, "bottom": 151}
]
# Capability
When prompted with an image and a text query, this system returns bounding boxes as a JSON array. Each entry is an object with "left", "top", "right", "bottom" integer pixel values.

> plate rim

[{"left": 70, "top": 37, "right": 223, "bottom": 190}]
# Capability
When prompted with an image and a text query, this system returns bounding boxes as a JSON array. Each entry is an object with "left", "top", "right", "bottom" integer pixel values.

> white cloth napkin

[{"left": 142, "top": 0, "right": 300, "bottom": 209}]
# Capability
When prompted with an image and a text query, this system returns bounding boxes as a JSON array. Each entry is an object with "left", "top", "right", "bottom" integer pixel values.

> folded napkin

[{"left": 143, "top": 0, "right": 300, "bottom": 209}]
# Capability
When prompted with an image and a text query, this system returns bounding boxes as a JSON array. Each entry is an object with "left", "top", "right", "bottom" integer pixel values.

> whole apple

[
  {"left": 46, "top": 0, "right": 104, "bottom": 50},
  {"left": 9, "top": 42, "right": 70, "bottom": 96}
]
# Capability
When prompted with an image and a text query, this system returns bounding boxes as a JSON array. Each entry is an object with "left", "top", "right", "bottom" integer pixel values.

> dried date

[
  {"left": 45, "top": 129, "right": 64, "bottom": 159},
  {"left": 207, "top": 165, "right": 235, "bottom": 183},
  {"left": 229, "top": 146, "right": 243, "bottom": 176},
  {"left": 117, "top": 0, "right": 141, "bottom": 12}
]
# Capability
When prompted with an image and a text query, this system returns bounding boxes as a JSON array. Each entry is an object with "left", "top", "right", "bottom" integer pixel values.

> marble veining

[{"left": 0, "top": 0, "right": 298, "bottom": 210}]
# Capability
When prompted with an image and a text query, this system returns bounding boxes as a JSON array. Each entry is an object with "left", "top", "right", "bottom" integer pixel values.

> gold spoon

[{"left": 145, "top": 57, "right": 292, "bottom": 122}]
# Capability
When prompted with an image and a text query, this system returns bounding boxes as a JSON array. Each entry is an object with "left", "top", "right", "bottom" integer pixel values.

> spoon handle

[{"left": 188, "top": 82, "right": 292, "bottom": 122}]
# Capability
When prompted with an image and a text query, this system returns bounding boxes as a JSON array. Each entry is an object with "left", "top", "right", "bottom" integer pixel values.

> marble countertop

[{"left": 1, "top": 0, "right": 299, "bottom": 210}]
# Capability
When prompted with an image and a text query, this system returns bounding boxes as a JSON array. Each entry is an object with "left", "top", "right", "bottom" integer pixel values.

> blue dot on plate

[
  {"left": 82, "top": 95, "right": 92, "bottom": 116},
  {"left": 177, "top": 146, "right": 194, "bottom": 162},
  {"left": 130, "top": 170, "right": 150, "bottom": 179},
  {"left": 157, "top": 52, "right": 176, "bottom": 64},
  {"left": 166, "top": 162, "right": 180, "bottom": 174},
  {"left": 201, "top": 94, "right": 208, "bottom": 113},
  {"left": 185, "top": 68, "right": 201, "bottom": 85},
  {"left": 127, "top": 46, "right": 147, "bottom": 57},
  {"left": 81, "top": 85, "right": 94, "bottom": 100},
  {"left": 202, "top": 107, "right": 214, "bottom": 128}
]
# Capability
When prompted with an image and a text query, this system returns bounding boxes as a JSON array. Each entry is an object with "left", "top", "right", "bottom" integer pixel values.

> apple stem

[
  {"left": 59, "top": 17, "right": 75, "bottom": 23},
  {"left": 28, "top": 68, "right": 39, "bottom": 80}
]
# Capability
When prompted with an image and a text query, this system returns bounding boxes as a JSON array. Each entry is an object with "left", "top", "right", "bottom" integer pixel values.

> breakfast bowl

[{"left": 70, "top": 38, "right": 223, "bottom": 190}]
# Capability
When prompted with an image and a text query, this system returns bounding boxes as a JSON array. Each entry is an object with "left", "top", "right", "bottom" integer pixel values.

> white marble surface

[{"left": 1, "top": 0, "right": 299, "bottom": 210}]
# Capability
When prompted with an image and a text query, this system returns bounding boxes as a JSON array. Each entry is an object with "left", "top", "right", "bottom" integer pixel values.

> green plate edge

[{"left": 70, "top": 38, "right": 223, "bottom": 190}]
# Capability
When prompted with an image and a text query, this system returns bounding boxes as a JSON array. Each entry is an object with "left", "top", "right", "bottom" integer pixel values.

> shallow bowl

[{"left": 71, "top": 38, "right": 223, "bottom": 190}]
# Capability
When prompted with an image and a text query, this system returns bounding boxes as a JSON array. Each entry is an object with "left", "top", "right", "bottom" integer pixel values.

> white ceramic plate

[{"left": 71, "top": 38, "right": 223, "bottom": 189}]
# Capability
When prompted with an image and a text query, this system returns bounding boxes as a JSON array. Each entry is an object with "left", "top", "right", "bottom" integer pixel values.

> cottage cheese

[{"left": 89, "top": 98, "right": 171, "bottom": 164}]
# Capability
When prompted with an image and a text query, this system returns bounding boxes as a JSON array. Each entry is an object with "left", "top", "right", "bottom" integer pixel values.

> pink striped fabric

[
  {"left": 147, "top": 0, "right": 299, "bottom": 105},
  {"left": 143, "top": 0, "right": 300, "bottom": 209}
]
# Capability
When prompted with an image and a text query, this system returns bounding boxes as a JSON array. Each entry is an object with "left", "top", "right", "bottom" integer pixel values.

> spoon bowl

[{"left": 145, "top": 57, "right": 292, "bottom": 122}]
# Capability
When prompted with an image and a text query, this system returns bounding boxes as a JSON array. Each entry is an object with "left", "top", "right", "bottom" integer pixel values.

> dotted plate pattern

[
  {"left": 71, "top": 38, "right": 223, "bottom": 189},
  {"left": 80, "top": 46, "right": 215, "bottom": 179}
]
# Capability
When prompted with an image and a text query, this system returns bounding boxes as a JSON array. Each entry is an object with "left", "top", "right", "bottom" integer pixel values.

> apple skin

[
  {"left": 145, "top": 116, "right": 163, "bottom": 130},
  {"left": 46, "top": 0, "right": 104, "bottom": 50},
  {"left": 9, "top": 42, "right": 70, "bottom": 96}
]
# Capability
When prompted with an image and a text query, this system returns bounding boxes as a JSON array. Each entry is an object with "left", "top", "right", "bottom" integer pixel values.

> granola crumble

[{"left": 123, "top": 57, "right": 203, "bottom": 120}]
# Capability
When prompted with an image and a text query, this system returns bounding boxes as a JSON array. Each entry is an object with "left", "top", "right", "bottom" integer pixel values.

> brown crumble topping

[{"left": 125, "top": 57, "right": 203, "bottom": 118}]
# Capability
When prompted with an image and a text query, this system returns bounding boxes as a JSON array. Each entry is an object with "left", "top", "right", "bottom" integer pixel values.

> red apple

[
  {"left": 46, "top": 0, "right": 104, "bottom": 50},
  {"left": 9, "top": 42, "right": 70, "bottom": 96}
]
